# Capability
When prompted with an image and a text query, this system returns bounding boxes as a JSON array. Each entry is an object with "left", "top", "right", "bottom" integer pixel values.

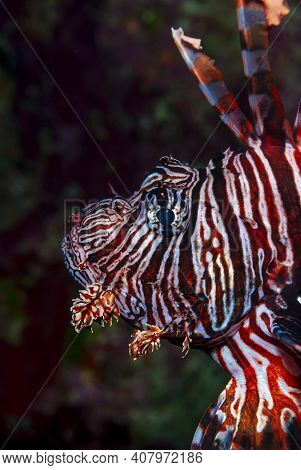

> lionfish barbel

[{"left": 62, "top": 0, "right": 301, "bottom": 449}]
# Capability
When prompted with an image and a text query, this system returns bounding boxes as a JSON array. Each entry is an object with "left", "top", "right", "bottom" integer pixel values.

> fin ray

[
  {"left": 236, "top": 0, "right": 292, "bottom": 139},
  {"left": 172, "top": 27, "right": 256, "bottom": 146}
]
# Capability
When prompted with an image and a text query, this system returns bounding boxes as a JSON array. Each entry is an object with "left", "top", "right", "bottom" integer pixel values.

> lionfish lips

[
  {"left": 129, "top": 324, "right": 164, "bottom": 361},
  {"left": 70, "top": 283, "right": 120, "bottom": 333}
]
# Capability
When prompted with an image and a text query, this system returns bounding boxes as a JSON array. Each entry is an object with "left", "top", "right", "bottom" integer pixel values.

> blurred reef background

[{"left": 0, "top": 0, "right": 300, "bottom": 449}]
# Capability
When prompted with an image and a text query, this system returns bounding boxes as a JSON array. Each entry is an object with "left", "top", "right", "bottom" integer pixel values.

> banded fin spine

[
  {"left": 172, "top": 27, "right": 256, "bottom": 146},
  {"left": 236, "top": 0, "right": 292, "bottom": 139}
]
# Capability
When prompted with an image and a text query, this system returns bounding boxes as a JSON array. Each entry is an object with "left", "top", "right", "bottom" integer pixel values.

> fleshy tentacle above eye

[
  {"left": 236, "top": 0, "right": 292, "bottom": 140},
  {"left": 171, "top": 27, "right": 256, "bottom": 146}
]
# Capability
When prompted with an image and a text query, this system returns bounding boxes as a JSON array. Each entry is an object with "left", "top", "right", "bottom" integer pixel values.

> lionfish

[{"left": 62, "top": 0, "right": 301, "bottom": 450}]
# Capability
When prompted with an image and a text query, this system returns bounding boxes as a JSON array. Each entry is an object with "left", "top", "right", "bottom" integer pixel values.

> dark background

[{"left": 0, "top": 0, "right": 300, "bottom": 450}]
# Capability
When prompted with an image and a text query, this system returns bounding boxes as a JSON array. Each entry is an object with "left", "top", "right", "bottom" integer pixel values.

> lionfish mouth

[
  {"left": 70, "top": 282, "right": 239, "bottom": 362},
  {"left": 70, "top": 282, "right": 167, "bottom": 360},
  {"left": 70, "top": 283, "right": 120, "bottom": 333}
]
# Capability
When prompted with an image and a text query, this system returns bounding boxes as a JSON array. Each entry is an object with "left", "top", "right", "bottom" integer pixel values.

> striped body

[
  {"left": 192, "top": 303, "right": 301, "bottom": 449},
  {"left": 62, "top": 0, "right": 301, "bottom": 449}
]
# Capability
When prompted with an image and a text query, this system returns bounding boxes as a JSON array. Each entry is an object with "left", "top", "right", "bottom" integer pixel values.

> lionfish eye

[
  {"left": 157, "top": 208, "right": 175, "bottom": 230},
  {"left": 145, "top": 186, "right": 188, "bottom": 235}
]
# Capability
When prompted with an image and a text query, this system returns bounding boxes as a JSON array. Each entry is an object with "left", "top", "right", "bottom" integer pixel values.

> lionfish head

[{"left": 62, "top": 158, "right": 206, "bottom": 349}]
